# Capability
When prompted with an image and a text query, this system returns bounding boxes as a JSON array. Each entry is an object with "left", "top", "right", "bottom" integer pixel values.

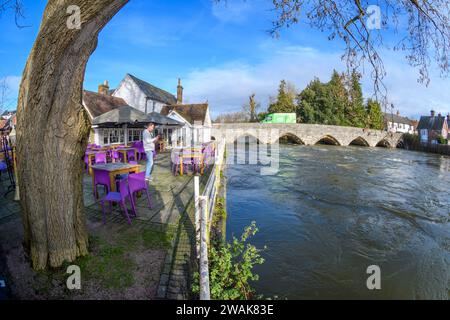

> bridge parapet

[{"left": 212, "top": 123, "right": 403, "bottom": 148}]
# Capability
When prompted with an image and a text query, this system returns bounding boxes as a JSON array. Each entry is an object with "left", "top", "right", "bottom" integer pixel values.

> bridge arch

[
  {"left": 376, "top": 139, "right": 392, "bottom": 148},
  {"left": 315, "top": 135, "right": 341, "bottom": 146},
  {"left": 233, "top": 133, "right": 263, "bottom": 145},
  {"left": 277, "top": 132, "right": 305, "bottom": 145},
  {"left": 349, "top": 136, "right": 370, "bottom": 147}
]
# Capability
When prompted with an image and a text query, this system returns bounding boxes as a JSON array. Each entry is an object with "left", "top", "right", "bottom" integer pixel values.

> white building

[
  {"left": 83, "top": 76, "right": 213, "bottom": 148},
  {"left": 112, "top": 74, "right": 177, "bottom": 114},
  {"left": 383, "top": 112, "right": 415, "bottom": 134},
  {"left": 160, "top": 103, "right": 212, "bottom": 147}
]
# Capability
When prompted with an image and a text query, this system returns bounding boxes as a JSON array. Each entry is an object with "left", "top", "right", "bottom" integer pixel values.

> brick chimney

[
  {"left": 177, "top": 78, "right": 183, "bottom": 104},
  {"left": 98, "top": 80, "right": 109, "bottom": 95}
]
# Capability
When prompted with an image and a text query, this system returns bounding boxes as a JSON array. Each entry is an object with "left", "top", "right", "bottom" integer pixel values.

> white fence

[{"left": 194, "top": 139, "right": 226, "bottom": 300}]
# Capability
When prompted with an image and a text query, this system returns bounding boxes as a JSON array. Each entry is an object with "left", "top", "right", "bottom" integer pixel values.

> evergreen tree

[
  {"left": 366, "top": 99, "right": 384, "bottom": 130},
  {"left": 347, "top": 70, "right": 366, "bottom": 128},
  {"left": 268, "top": 80, "right": 297, "bottom": 114}
]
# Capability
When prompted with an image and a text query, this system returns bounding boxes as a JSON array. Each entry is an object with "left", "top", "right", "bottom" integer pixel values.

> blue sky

[{"left": 0, "top": 0, "right": 449, "bottom": 119}]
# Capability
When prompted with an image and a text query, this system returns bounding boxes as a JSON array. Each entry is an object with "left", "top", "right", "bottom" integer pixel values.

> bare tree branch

[
  {"left": 0, "top": 0, "right": 28, "bottom": 27},
  {"left": 214, "top": 0, "right": 450, "bottom": 105}
]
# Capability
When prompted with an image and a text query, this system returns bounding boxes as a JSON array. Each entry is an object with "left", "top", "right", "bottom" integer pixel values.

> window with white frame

[
  {"left": 102, "top": 128, "right": 125, "bottom": 145},
  {"left": 128, "top": 129, "right": 143, "bottom": 142}
]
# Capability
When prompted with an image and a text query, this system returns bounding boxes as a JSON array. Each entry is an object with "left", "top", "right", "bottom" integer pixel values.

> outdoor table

[
  {"left": 179, "top": 152, "right": 204, "bottom": 176},
  {"left": 116, "top": 147, "right": 138, "bottom": 163},
  {"left": 91, "top": 163, "right": 140, "bottom": 192}
]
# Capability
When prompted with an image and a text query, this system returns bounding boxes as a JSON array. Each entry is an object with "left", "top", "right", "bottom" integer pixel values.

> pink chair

[
  {"left": 100, "top": 178, "right": 135, "bottom": 225},
  {"left": 128, "top": 172, "right": 153, "bottom": 211}
]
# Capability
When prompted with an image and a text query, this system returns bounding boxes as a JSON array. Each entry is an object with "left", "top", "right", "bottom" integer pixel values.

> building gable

[{"left": 160, "top": 104, "right": 209, "bottom": 126}]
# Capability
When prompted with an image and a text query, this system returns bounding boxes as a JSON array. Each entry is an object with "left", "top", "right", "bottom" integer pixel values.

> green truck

[{"left": 261, "top": 113, "right": 297, "bottom": 124}]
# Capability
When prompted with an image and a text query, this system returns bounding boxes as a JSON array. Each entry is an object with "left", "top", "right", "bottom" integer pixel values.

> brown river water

[{"left": 226, "top": 144, "right": 450, "bottom": 299}]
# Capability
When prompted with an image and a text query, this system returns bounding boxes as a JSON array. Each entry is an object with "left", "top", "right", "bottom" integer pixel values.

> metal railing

[{"left": 194, "top": 139, "right": 226, "bottom": 300}]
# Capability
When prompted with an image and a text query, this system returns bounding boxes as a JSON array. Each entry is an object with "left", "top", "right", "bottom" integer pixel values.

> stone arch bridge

[{"left": 212, "top": 123, "right": 404, "bottom": 148}]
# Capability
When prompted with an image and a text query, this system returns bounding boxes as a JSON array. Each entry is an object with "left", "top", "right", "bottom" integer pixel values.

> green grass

[
  {"left": 142, "top": 228, "right": 173, "bottom": 249},
  {"left": 70, "top": 227, "right": 174, "bottom": 290}
]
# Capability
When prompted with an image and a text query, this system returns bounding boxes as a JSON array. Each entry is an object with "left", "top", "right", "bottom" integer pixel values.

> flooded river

[{"left": 226, "top": 144, "right": 450, "bottom": 299}]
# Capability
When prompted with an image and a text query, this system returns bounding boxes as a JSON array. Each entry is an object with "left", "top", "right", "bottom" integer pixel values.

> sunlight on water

[{"left": 226, "top": 144, "right": 450, "bottom": 299}]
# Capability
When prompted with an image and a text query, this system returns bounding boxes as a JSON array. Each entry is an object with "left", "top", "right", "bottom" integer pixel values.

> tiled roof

[
  {"left": 383, "top": 113, "right": 413, "bottom": 125},
  {"left": 92, "top": 106, "right": 147, "bottom": 125},
  {"left": 83, "top": 90, "right": 129, "bottom": 119},
  {"left": 127, "top": 74, "right": 177, "bottom": 105},
  {"left": 160, "top": 104, "right": 208, "bottom": 125},
  {"left": 417, "top": 115, "right": 448, "bottom": 131}
]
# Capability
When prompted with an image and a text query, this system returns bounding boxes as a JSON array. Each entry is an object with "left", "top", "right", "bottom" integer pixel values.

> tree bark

[{"left": 16, "top": 0, "right": 128, "bottom": 270}]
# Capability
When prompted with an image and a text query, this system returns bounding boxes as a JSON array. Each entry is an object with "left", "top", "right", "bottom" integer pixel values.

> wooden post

[
  {"left": 199, "top": 196, "right": 210, "bottom": 300},
  {"left": 194, "top": 176, "right": 200, "bottom": 258}
]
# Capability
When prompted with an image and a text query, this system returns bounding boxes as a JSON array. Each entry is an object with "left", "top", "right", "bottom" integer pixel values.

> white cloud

[
  {"left": 183, "top": 45, "right": 450, "bottom": 119},
  {"left": 211, "top": 0, "right": 254, "bottom": 24}
]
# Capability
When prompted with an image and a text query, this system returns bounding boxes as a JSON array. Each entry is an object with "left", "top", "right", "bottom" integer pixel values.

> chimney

[
  {"left": 177, "top": 78, "right": 183, "bottom": 104},
  {"left": 98, "top": 80, "right": 109, "bottom": 95},
  {"left": 431, "top": 110, "right": 435, "bottom": 117}
]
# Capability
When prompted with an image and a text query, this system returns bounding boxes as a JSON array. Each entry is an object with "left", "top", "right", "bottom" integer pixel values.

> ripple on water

[{"left": 226, "top": 145, "right": 450, "bottom": 299}]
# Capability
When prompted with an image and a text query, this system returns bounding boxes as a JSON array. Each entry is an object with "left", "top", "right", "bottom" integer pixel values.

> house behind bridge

[
  {"left": 383, "top": 111, "right": 415, "bottom": 134},
  {"left": 417, "top": 110, "right": 450, "bottom": 144}
]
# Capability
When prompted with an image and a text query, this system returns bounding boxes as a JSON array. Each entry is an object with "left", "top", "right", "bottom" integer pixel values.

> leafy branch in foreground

[{"left": 192, "top": 221, "right": 266, "bottom": 300}]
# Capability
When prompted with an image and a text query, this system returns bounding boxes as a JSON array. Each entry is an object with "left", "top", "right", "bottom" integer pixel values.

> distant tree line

[{"left": 215, "top": 70, "right": 385, "bottom": 130}]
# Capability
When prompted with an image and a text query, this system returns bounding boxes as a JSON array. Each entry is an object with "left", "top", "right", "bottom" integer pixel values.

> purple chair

[
  {"left": 171, "top": 151, "right": 181, "bottom": 175},
  {"left": 193, "top": 152, "right": 203, "bottom": 174},
  {"left": 136, "top": 142, "right": 145, "bottom": 160},
  {"left": 111, "top": 150, "right": 121, "bottom": 163},
  {"left": 182, "top": 151, "right": 193, "bottom": 174},
  {"left": 128, "top": 172, "right": 153, "bottom": 211},
  {"left": 93, "top": 169, "right": 111, "bottom": 199},
  {"left": 100, "top": 178, "right": 135, "bottom": 225},
  {"left": 127, "top": 149, "right": 137, "bottom": 162},
  {"left": 84, "top": 154, "right": 90, "bottom": 173},
  {"left": 95, "top": 152, "right": 107, "bottom": 164}
]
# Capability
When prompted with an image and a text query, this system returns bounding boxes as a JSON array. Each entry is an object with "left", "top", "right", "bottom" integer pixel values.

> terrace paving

[{"left": 0, "top": 151, "right": 210, "bottom": 300}]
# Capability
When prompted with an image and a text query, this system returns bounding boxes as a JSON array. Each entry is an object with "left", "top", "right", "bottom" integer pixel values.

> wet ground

[{"left": 0, "top": 152, "right": 209, "bottom": 300}]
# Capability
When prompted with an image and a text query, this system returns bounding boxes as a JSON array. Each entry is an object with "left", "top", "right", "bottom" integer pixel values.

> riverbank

[{"left": 402, "top": 133, "right": 450, "bottom": 156}]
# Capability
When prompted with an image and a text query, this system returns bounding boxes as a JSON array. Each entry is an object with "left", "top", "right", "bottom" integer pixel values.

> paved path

[{"left": 0, "top": 151, "right": 210, "bottom": 300}]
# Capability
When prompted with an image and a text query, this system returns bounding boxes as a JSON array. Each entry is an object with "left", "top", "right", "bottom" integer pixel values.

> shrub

[{"left": 192, "top": 222, "right": 266, "bottom": 300}]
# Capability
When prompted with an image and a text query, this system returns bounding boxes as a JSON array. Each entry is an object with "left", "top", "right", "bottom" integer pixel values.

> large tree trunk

[{"left": 16, "top": 0, "right": 128, "bottom": 270}]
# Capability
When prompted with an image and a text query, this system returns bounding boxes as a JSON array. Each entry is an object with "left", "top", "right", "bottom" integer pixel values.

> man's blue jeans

[{"left": 145, "top": 151, "right": 154, "bottom": 178}]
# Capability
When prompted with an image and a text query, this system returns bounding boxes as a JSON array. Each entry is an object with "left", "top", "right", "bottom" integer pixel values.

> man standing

[{"left": 143, "top": 122, "right": 159, "bottom": 182}]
